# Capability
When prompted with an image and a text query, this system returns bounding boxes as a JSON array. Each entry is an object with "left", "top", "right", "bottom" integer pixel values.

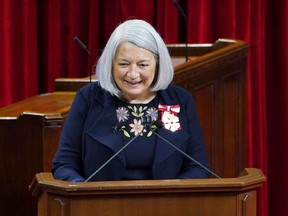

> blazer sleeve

[{"left": 52, "top": 84, "right": 94, "bottom": 182}]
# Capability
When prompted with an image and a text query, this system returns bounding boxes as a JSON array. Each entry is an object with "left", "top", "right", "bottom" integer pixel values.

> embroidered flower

[
  {"left": 116, "top": 106, "right": 129, "bottom": 122},
  {"left": 129, "top": 119, "right": 146, "bottom": 136},
  {"left": 146, "top": 107, "right": 158, "bottom": 121}
]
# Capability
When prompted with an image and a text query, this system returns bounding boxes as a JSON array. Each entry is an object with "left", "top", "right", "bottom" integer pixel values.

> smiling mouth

[{"left": 125, "top": 80, "right": 142, "bottom": 87}]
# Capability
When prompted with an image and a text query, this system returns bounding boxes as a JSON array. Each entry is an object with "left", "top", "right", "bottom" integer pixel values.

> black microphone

[
  {"left": 73, "top": 36, "right": 93, "bottom": 82},
  {"left": 85, "top": 127, "right": 140, "bottom": 182},
  {"left": 141, "top": 116, "right": 163, "bottom": 129},
  {"left": 141, "top": 116, "right": 221, "bottom": 179},
  {"left": 172, "top": 0, "right": 189, "bottom": 62}
]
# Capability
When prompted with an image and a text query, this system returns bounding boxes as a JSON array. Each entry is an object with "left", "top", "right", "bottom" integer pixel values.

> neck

[{"left": 121, "top": 92, "right": 157, "bottom": 104}]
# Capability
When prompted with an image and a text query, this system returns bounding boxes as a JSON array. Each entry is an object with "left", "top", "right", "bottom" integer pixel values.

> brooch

[{"left": 158, "top": 103, "right": 181, "bottom": 132}]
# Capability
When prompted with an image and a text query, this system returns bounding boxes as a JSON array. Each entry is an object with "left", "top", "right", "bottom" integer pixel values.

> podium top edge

[{"left": 30, "top": 168, "right": 266, "bottom": 197}]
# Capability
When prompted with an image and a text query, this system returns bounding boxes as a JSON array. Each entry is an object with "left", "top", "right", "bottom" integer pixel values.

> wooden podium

[{"left": 30, "top": 168, "right": 265, "bottom": 216}]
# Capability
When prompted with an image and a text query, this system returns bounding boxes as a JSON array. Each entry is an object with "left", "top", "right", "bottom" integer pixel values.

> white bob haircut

[{"left": 96, "top": 19, "right": 174, "bottom": 97}]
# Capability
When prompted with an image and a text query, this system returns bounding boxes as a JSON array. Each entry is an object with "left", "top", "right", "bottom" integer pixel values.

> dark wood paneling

[
  {"left": 173, "top": 39, "right": 248, "bottom": 177},
  {"left": 0, "top": 92, "right": 75, "bottom": 216}
]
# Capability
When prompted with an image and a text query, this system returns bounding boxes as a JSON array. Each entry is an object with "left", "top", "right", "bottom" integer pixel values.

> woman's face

[{"left": 113, "top": 42, "right": 157, "bottom": 103}]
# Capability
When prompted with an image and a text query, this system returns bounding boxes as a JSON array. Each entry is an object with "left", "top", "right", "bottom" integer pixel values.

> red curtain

[
  {"left": 266, "top": 1, "right": 288, "bottom": 215},
  {"left": 1, "top": 0, "right": 288, "bottom": 215},
  {"left": 0, "top": 0, "right": 38, "bottom": 106}
]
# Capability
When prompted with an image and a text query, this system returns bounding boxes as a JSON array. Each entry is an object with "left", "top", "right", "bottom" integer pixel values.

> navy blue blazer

[{"left": 52, "top": 82, "right": 210, "bottom": 181}]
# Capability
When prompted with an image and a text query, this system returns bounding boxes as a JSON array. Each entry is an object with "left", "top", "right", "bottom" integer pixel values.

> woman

[{"left": 52, "top": 19, "right": 210, "bottom": 182}]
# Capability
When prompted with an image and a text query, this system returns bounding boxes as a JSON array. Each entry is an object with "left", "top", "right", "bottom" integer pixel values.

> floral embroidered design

[
  {"left": 127, "top": 105, "right": 147, "bottom": 117},
  {"left": 116, "top": 105, "right": 158, "bottom": 138},
  {"left": 129, "top": 119, "right": 146, "bottom": 136},
  {"left": 146, "top": 107, "right": 158, "bottom": 121},
  {"left": 116, "top": 107, "right": 129, "bottom": 122},
  {"left": 121, "top": 126, "right": 130, "bottom": 137}
]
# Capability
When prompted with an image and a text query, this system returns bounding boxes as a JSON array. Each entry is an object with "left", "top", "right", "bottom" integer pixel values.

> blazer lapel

[
  {"left": 86, "top": 91, "right": 126, "bottom": 165},
  {"left": 153, "top": 127, "right": 190, "bottom": 165},
  {"left": 153, "top": 88, "right": 190, "bottom": 165}
]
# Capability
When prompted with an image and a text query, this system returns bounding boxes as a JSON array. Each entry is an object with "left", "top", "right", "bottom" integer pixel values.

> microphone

[
  {"left": 141, "top": 116, "right": 163, "bottom": 129},
  {"left": 172, "top": 0, "right": 189, "bottom": 62},
  {"left": 73, "top": 36, "right": 91, "bottom": 55},
  {"left": 73, "top": 36, "right": 93, "bottom": 82},
  {"left": 85, "top": 127, "right": 140, "bottom": 182},
  {"left": 141, "top": 116, "right": 221, "bottom": 179}
]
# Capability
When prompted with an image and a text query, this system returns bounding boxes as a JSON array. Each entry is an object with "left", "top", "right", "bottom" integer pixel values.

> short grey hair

[{"left": 96, "top": 19, "right": 174, "bottom": 97}]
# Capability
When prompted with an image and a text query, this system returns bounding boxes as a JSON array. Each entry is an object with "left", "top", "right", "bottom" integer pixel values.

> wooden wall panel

[{"left": 0, "top": 92, "right": 75, "bottom": 216}]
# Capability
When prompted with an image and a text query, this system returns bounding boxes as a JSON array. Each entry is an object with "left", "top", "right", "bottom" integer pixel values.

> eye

[
  {"left": 139, "top": 63, "right": 149, "bottom": 68},
  {"left": 118, "top": 62, "right": 129, "bottom": 67}
]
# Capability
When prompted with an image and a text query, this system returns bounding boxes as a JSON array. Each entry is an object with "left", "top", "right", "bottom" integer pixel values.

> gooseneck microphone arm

[
  {"left": 172, "top": 0, "right": 189, "bottom": 62},
  {"left": 141, "top": 116, "right": 221, "bottom": 179},
  {"left": 73, "top": 36, "right": 91, "bottom": 55},
  {"left": 73, "top": 36, "right": 93, "bottom": 82},
  {"left": 86, "top": 116, "right": 220, "bottom": 182},
  {"left": 85, "top": 134, "right": 139, "bottom": 182},
  {"left": 151, "top": 127, "right": 221, "bottom": 179}
]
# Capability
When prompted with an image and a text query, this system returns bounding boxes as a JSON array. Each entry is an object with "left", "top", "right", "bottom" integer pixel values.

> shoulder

[
  {"left": 167, "top": 84, "right": 190, "bottom": 95},
  {"left": 78, "top": 81, "right": 102, "bottom": 95},
  {"left": 75, "top": 81, "right": 117, "bottom": 110},
  {"left": 160, "top": 84, "right": 192, "bottom": 103},
  {"left": 76, "top": 81, "right": 108, "bottom": 102}
]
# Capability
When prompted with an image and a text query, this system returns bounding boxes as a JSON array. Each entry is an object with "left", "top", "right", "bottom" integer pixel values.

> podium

[{"left": 30, "top": 168, "right": 265, "bottom": 216}]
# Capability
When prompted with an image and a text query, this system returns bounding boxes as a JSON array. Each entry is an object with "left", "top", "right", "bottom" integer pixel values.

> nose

[{"left": 126, "top": 65, "right": 140, "bottom": 79}]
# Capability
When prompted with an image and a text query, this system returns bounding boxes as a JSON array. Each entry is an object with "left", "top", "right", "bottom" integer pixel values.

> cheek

[
  {"left": 146, "top": 69, "right": 157, "bottom": 81},
  {"left": 113, "top": 68, "right": 126, "bottom": 80}
]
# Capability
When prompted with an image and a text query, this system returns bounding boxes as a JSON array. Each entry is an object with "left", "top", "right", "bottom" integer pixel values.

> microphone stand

[
  {"left": 73, "top": 36, "right": 93, "bottom": 82},
  {"left": 149, "top": 125, "right": 221, "bottom": 179},
  {"left": 172, "top": 0, "right": 189, "bottom": 62},
  {"left": 85, "top": 134, "right": 139, "bottom": 182}
]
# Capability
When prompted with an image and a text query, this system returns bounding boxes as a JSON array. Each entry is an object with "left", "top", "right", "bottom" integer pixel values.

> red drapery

[
  {"left": 0, "top": 0, "right": 38, "bottom": 105},
  {"left": 1, "top": 1, "right": 288, "bottom": 215}
]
